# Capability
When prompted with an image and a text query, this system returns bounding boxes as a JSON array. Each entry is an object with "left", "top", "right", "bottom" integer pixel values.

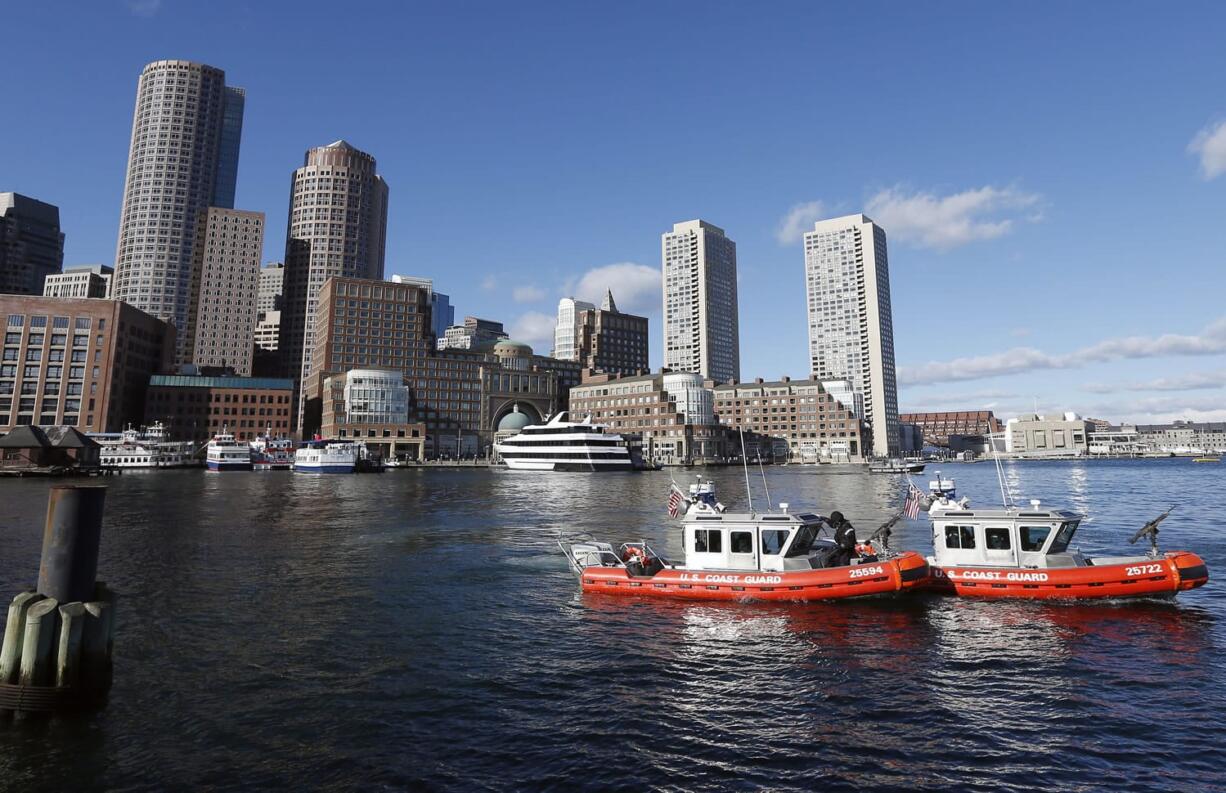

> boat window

[
  {"left": 944, "top": 526, "right": 976, "bottom": 549},
  {"left": 694, "top": 529, "right": 722, "bottom": 553},
  {"left": 985, "top": 528, "right": 1011, "bottom": 550},
  {"left": 1048, "top": 521, "right": 1079, "bottom": 554},
  {"left": 730, "top": 531, "right": 753, "bottom": 554},
  {"left": 1020, "top": 526, "right": 1052, "bottom": 552},
  {"left": 761, "top": 529, "right": 789, "bottom": 555},
  {"left": 785, "top": 523, "right": 820, "bottom": 557}
]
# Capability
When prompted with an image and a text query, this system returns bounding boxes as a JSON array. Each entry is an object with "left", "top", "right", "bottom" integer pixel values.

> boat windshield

[
  {"left": 785, "top": 522, "right": 822, "bottom": 557},
  {"left": 1047, "top": 521, "right": 1080, "bottom": 554}
]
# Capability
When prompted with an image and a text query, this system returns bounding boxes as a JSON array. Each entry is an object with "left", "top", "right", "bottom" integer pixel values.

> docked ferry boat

[
  {"left": 294, "top": 440, "right": 358, "bottom": 474},
  {"left": 924, "top": 497, "right": 1209, "bottom": 599},
  {"left": 92, "top": 423, "right": 198, "bottom": 469},
  {"left": 494, "top": 412, "right": 638, "bottom": 472},
  {"left": 250, "top": 434, "right": 295, "bottom": 470},
  {"left": 561, "top": 480, "right": 930, "bottom": 601},
  {"left": 205, "top": 430, "right": 253, "bottom": 471}
]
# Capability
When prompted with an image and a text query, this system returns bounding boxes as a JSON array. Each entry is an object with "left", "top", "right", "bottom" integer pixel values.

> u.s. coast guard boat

[
  {"left": 924, "top": 496, "right": 1209, "bottom": 599},
  {"left": 561, "top": 480, "right": 930, "bottom": 601}
]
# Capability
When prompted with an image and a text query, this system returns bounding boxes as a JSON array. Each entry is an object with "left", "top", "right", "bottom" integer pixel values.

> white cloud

[
  {"left": 1080, "top": 395, "right": 1226, "bottom": 425},
  {"left": 508, "top": 311, "right": 556, "bottom": 353},
  {"left": 511, "top": 285, "right": 545, "bottom": 304},
  {"left": 1188, "top": 119, "right": 1226, "bottom": 180},
  {"left": 1082, "top": 370, "right": 1226, "bottom": 394},
  {"left": 564, "top": 262, "right": 659, "bottom": 317},
  {"left": 1009, "top": 327, "right": 1032, "bottom": 338},
  {"left": 775, "top": 201, "right": 826, "bottom": 245},
  {"left": 126, "top": 0, "right": 162, "bottom": 16},
  {"left": 899, "top": 317, "right": 1226, "bottom": 386},
  {"left": 865, "top": 185, "right": 1042, "bottom": 250},
  {"left": 480, "top": 275, "right": 497, "bottom": 291}
]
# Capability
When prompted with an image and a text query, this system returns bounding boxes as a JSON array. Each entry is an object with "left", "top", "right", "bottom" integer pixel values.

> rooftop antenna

[{"left": 738, "top": 424, "right": 754, "bottom": 512}]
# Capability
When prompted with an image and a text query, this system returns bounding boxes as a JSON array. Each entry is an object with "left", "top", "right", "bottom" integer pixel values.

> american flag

[
  {"left": 903, "top": 483, "right": 923, "bottom": 520},
  {"left": 667, "top": 484, "right": 686, "bottom": 518}
]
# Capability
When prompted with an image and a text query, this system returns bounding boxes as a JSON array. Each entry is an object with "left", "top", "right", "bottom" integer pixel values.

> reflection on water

[{"left": 0, "top": 460, "right": 1223, "bottom": 791}]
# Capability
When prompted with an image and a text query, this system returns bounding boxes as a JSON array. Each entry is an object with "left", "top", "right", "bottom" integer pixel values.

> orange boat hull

[
  {"left": 579, "top": 551, "right": 930, "bottom": 601},
  {"left": 927, "top": 551, "right": 1209, "bottom": 599}
]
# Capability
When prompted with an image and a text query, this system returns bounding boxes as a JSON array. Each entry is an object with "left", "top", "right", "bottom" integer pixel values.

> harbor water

[{"left": 1, "top": 460, "right": 1224, "bottom": 791}]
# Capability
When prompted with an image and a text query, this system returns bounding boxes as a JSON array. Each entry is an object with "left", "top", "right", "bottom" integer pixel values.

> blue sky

[{"left": 5, "top": 1, "right": 1226, "bottom": 423}]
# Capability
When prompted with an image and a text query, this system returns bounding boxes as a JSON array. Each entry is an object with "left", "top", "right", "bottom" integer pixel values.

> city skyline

[{"left": 4, "top": 2, "right": 1226, "bottom": 423}]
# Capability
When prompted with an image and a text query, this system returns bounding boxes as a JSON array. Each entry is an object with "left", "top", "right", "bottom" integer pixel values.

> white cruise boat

[
  {"left": 92, "top": 422, "right": 199, "bottom": 469},
  {"left": 294, "top": 440, "right": 358, "bottom": 474},
  {"left": 206, "top": 430, "right": 253, "bottom": 471},
  {"left": 494, "top": 412, "right": 637, "bottom": 472}
]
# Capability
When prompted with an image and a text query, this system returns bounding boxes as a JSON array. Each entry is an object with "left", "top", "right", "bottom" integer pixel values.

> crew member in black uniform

[{"left": 828, "top": 511, "right": 857, "bottom": 567}]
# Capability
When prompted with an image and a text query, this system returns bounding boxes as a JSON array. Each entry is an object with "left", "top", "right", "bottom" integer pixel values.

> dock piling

[{"left": 37, "top": 486, "right": 106, "bottom": 603}]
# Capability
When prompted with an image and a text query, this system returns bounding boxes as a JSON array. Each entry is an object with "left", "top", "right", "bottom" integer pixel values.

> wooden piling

[
  {"left": 0, "top": 592, "right": 44, "bottom": 684},
  {"left": 55, "top": 603, "right": 86, "bottom": 688},
  {"left": 18, "top": 599, "right": 59, "bottom": 688},
  {"left": 81, "top": 600, "right": 114, "bottom": 693}
]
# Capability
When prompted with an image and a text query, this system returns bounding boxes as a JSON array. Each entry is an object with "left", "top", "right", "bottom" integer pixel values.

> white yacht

[
  {"left": 294, "top": 440, "right": 358, "bottom": 474},
  {"left": 494, "top": 412, "right": 637, "bottom": 472},
  {"left": 206, "top": 430, "right": 253, "bottom": 471},
  {"left": 92, "top": 422, "right": 198, "bottom": 469}
]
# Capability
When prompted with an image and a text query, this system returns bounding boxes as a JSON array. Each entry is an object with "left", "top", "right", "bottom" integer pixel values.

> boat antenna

[
  {"left": 757, "top": 452, "right": 774, "bottom": 510},
  {"left": 738, "top": 424, "right": 754, "bottom": 512},
  {"left": 990, "top": 428, "right": 1012, "bottom": 508}
]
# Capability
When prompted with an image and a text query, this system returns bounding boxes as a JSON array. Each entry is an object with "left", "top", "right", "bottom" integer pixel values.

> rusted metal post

[
  {"left": 18, "top": 599, "right": 59, "bottom": 687},
  {"left": 0, "top": 592, "right": 45, "bottom": 684},
  {"left": 37, "top": 486, "right": 106, "bottom": 603},
  {"left": 55, "top": 603, "right": 86, "bottom": 688}
]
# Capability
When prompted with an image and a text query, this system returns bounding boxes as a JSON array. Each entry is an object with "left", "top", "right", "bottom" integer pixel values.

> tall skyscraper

[
  {"left": 803, "top": 213, "right": 900, "bottom": 457},
  {"left": 661, "top": 220, "right": 740, "bottom": 383},
  {"left": 279, "top": 140, "right": 388, "bottom": 425},
  {"left": 552, "top": 297, "right": 594, "bottom": 360},
  {"left": 0, "top": 192, "right": 64, "bottom": 296},
  {"left": 184, "top": 208, "right": 263, "bottom": 375},
  {"left": 258, "top": 262, "right": 285, "bottom": 312},
  {"left": 112, "top": 60, "right": 246, "bottom": 365}
]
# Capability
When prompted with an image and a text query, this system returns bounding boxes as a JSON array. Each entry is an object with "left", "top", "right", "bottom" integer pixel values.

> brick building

[
  {"left": 1, "top": 295, "right": 174, "bottom": 433},
  {"left": 898, "top": 410, "right": 1003, "bottom": 447},
  {"left": 302, "top": 276, "right": 571, "bottom": 456},
  {"left": 144, "top": 373, "right": 294, "bottom": 444},
  {"left": 712, "top": 377, "right": 864, "bottom": 462}
]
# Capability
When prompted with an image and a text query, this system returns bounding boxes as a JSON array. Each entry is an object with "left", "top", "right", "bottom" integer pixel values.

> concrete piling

[{"left": 0, "top": 486, "right": 115, "bottom": 714}]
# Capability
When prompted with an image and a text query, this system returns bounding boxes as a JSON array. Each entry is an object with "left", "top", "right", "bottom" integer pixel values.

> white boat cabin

[
  {"left": 928, "top": 499, "right": 1088, "bottom": 569},
  {"left": 676, "top": 482, "right": 844, "bottom": 572}
]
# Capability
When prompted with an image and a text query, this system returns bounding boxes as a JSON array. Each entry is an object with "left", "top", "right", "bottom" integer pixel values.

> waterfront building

[
  {"left": 184, "top": 208, "right": 263, "bottom": 376},
  {"left": 44, "top": 265, "right": 113, "bottom": 300},
  {"left": 569, "top": 370, "right": 729, "bottom": 464},
  {"left": 899, "top": 410, "right": 1003, "bottom": 447},
  {"left": 661, "top": 220, "right": 740, "bottom": 383},
  {"left": 0, "top": 295, "right": 174, "bottom": 433},
  {"left": 111, "top": 60, "right": 246, "bottom": 365},
  {"left": 898, "top": 422, "right": 924, "bottom": 454},
  {"left": 1004, "top": 413, "right": 1091, "bottom": 457},
  {"left": 279, "top": 140, "right": 388, "bottom": 423},
  {"left": 711, "top": 376, "right": 865, "bottom": 462},
  {"left": 1, "top": 193, "right": 65, "bottom": 296},
  {"left": 320, "top": 368, "right": 426, "bottom": 460},
  {"left": 144, "top": 373, "right": 293, "bottom": 444},
  {"left": 391, "top": 275, "right": 454, "bottom": 343},
  {"left": 1088, "top": 425, "right": 1146, "bottom": 457},
  {"left": 1134, "top": 421, "right": 1226, "bottom": 454},
  {"left": 258, "top": 262, "right": 285, "bottom": 312},
  {"left": 302, "top": 276, "right": 567, "bottom": 456},
  {"left": 803, "top": 213, "right": 900, "bottom": 457},
  {"left": 438, "top": 316, "right": 507, "bottom": 350}
]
